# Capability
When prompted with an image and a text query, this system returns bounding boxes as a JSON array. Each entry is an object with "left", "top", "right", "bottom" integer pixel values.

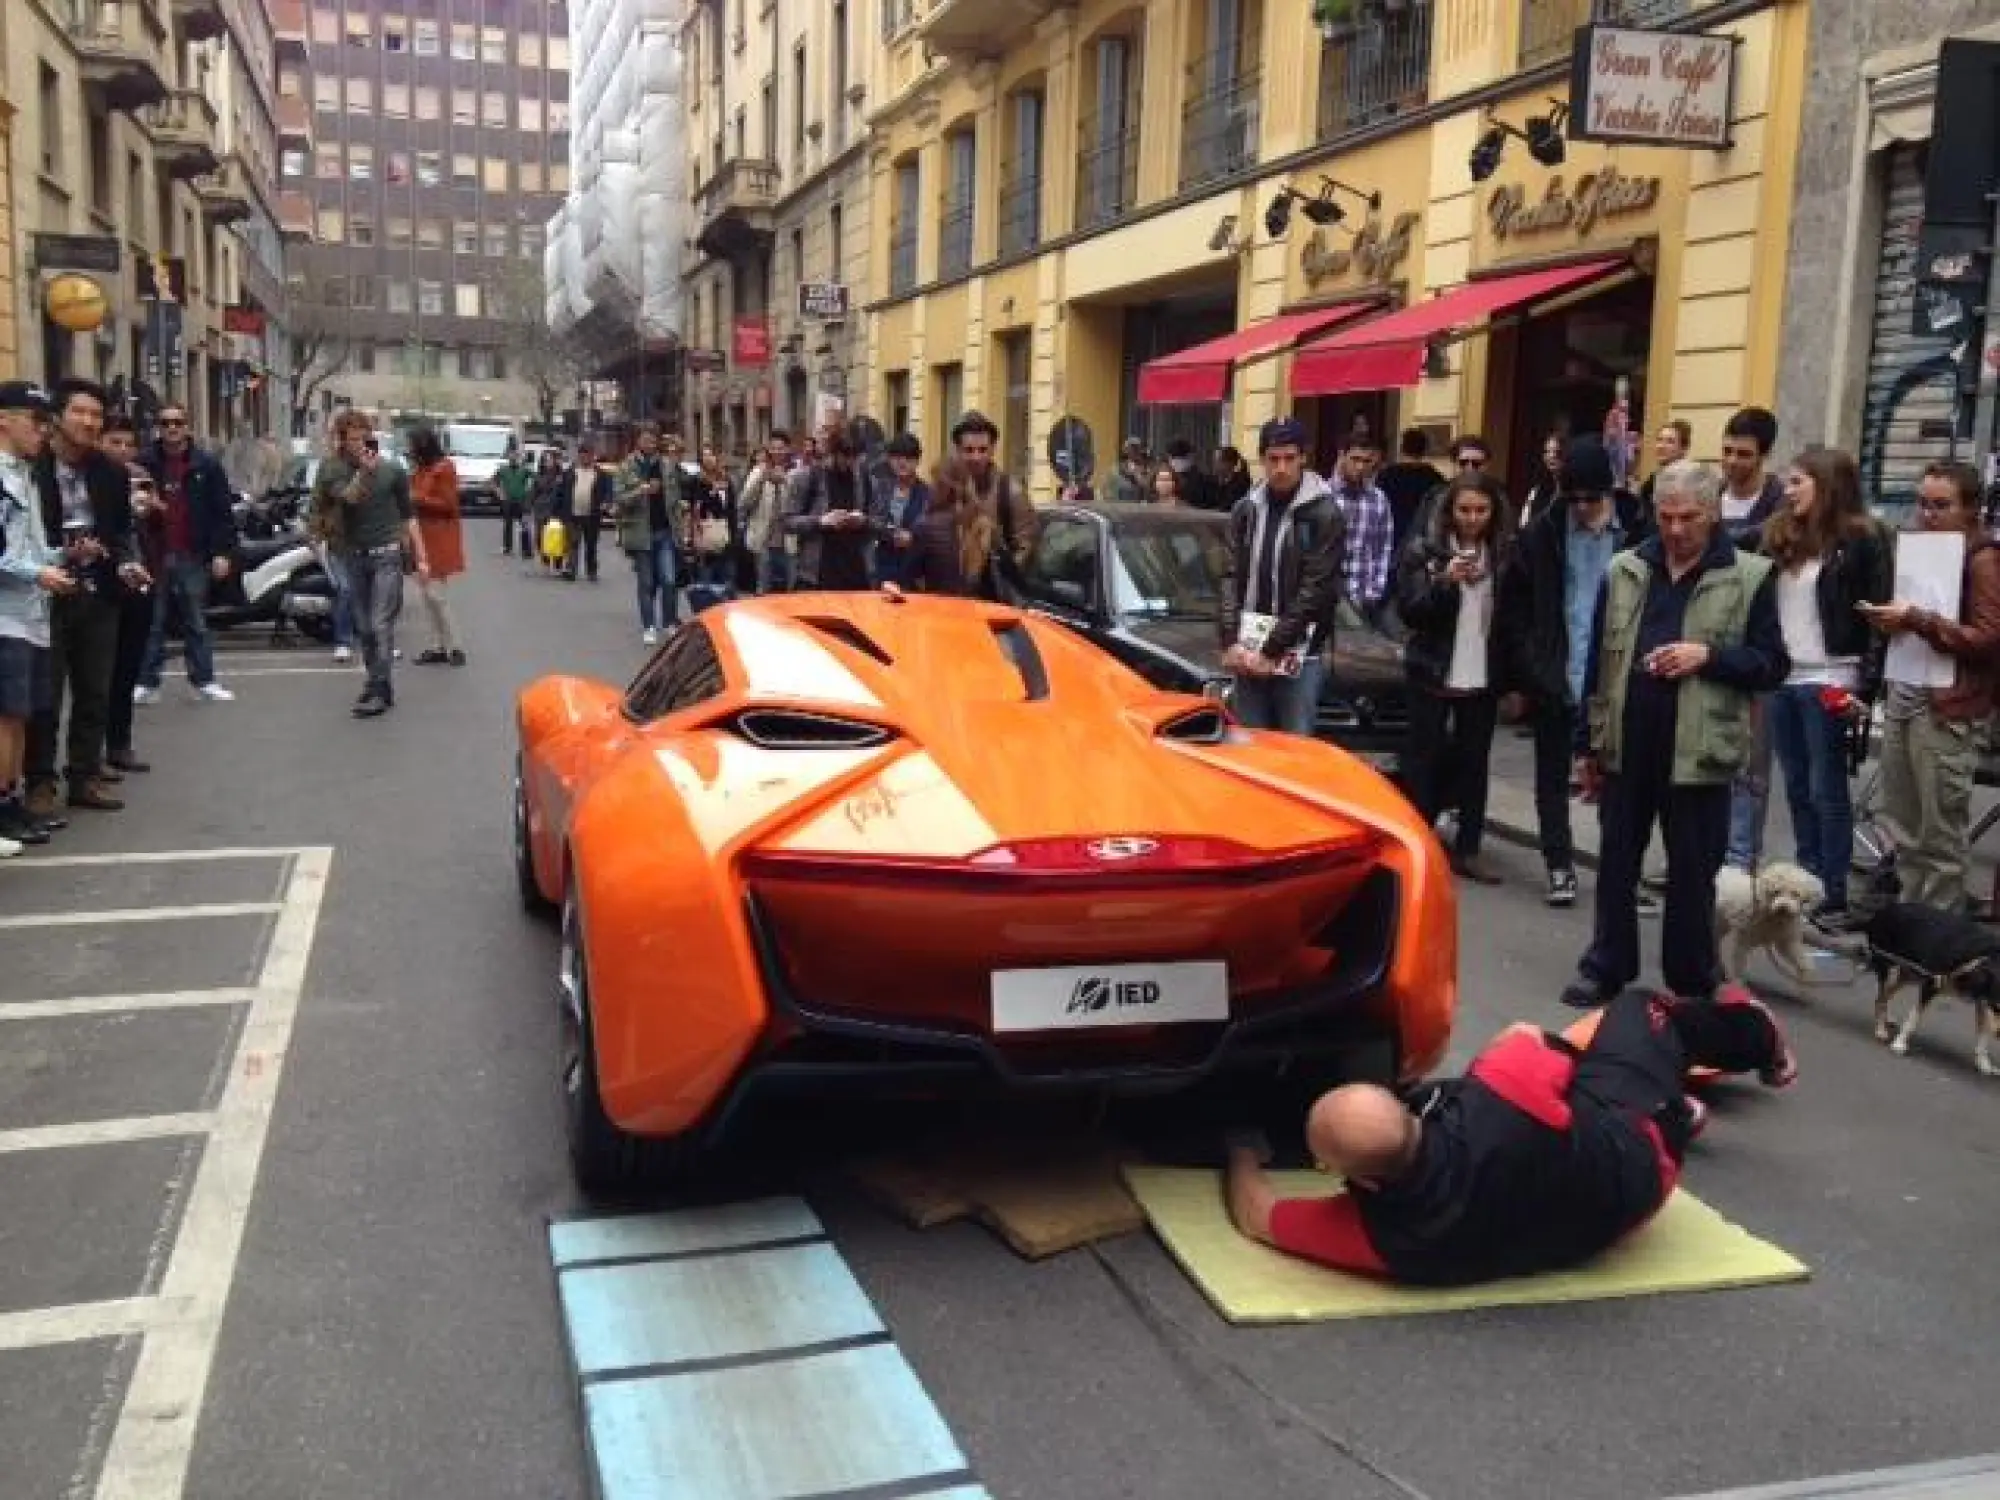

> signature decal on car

[
  {"left": 1067, "top": 976, "right": 1163, "bottom": 1015},
  {"left": 1085, "top": 836, "right": 1159, "bottom": 862}
]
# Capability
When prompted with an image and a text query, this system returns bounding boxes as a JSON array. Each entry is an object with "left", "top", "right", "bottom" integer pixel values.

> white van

[{"left": 444, "top": 422, "right": 519, "bottom": 514}]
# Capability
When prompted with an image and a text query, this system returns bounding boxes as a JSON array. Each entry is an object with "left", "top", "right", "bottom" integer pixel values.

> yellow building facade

[{"left": 860, "top": 0, "right": 1809, "bottom": 501}]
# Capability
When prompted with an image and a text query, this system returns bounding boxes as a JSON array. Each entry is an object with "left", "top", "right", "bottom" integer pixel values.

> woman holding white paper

[
  {"left": 1752, "top": 446, "right": 1892, "bottom": 926},
  {"left": 1861, "top": 461, "right": 2000, "bottom": 915}
]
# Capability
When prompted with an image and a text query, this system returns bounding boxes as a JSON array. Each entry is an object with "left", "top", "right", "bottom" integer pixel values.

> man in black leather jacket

[{"left": 1218, "top": 417, "right": 1346, "bottom": 736}]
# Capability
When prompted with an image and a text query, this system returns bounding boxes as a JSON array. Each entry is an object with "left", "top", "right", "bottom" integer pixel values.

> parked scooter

[{"left": 172, "top": 485, "right": 335, "bottom": 644}]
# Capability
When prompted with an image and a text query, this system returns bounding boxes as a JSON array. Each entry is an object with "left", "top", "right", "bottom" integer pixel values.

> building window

[
  {"left": 453, "top": 221, "right": 478, "bottom": 254},
  {"left": 519, "top": 97, "right": 544, "bottom": 132},
  {"left": 314, "top": 144, "right": 340, "bottom": 179},
  {"left": 384, "top": 82, "right": 409, "bottom": 119},
  {"left": 520, "top": 224, "right": 544, "bottom": 260},
  {"left": 831, "top": 1, "right": 849, "bottom": 148},
  {"left": 413, "top": 19, "right": 440, "bottom": 54},
  {"left": 484, "top": 225, "right": 509, "bottom": 257},
  {"left": 357, "top": 345, "right": 376, "bottom": 373},
  {"left": 352, "top": 275, "right": 377, "bottom": 309},
  {"left": 346, "top": 78, "right": 372, "bottom": 114},
  {"left": 481, "top": 26, "right": 507, "bottom": 63},
  {"left": 278, "top": 68, "right": 302, "bottom": 98},
  {"left": 321, "top": 277, "right": 347, "bottom": 308},
  {"left": 418, "top": 280, "right": 444, "bottom": 316},
  {"left": 939, "top": 129, "right": 975, "bottom": 279},
  {"left": 344, "top": 14, "right": 371, "bottom": 46},
  {"left": 549, "top": 35, "right": 570, "bottom": 70},
  {"left": 1000, "top": 89, "right": 1045, "bottom": 257},
  {"left": 1000, "top": 332, "right": 1031, "bottom": 491},
  {"left": 1317, "top": 2, "right": 1432, "bottom": 138},
  {"left": 790, "top": 227, "right": 805, "bottom": 288},
  {"left": 520, "top": 32, "right": 542, "bottom": 68},
  {"left": 465, "top": 348, "right": 495, "bottom": 380},
  {"left": 889, "top": 158, "right": 919, "bottom": 295},
  {"left": 454, "top": 283, "right": 481, "bottom": 318},
  {"left": 450, "top": 23, "right": 476, "bottom": 60},
  {"left": 383, "top": 21, "right": 406, "bottom": 52},
  {"left": 350, "top": 218, "right": 375, "bottom": 247},
  {"left": 885, "top": 370, "right": 910, "bottom": 436},
  {"left": 520, "top": 161, "right": 544, "bottom": 193},
  {"left": 418, "top": 219, "right": 443, "bottom": 248},
  {"left": 388, "top": 281, "right": 412, "bottom": 313},
  {"left": 387, "top": 151, "right": 411, "bottom": 185},
  {"left": 933, "top": 364, "right": 965, "bottom": 447},
  {"left": 792, "top": 45, "right": 807, "bottom": 168},
  {"left": 313, "top": 76, "right": 339, "bottom": 112},
  {"left": 452, "top": 89, "right": 475, "bottom": 126},
  {"left": 482, "top": 91, "right": 507, "bottom": 128},
  {"left": 281, "top": 148, "right": 307, "bottom": 179},
  {"left": 483, "top": 158, "right": 510, "bottom": 192},
  {"left": 550, "top": 163, "right": 569, "bottom": 192},
  {"left": 829, "top": 201, "right": 843, "bottom": 268},
  {"left": 1077, "top": 35, "right": 1141, "bottom": 231},
  {"left": 417, "top": 152, "right": 442, "bottom": 187},
  {"left": 492, "top": 352, "right": 507, "bottom": 381},
  {"left": 452, "top": 154, "right": 476, "bottom": 188},
  {"left": 348, "top": 144, "right": 372, "bottom": 181},
  {"left": 310, "top": 5, "right": 336, "bottom": 45},
  {"left": 550, "top": 99, "right": 571, "bottom": 133},
  {"left": 316, "top": 208, "right": 344, "bottom": 242},
  {"left": 388, "top": 216, "right": 412, "bottom": 245}
]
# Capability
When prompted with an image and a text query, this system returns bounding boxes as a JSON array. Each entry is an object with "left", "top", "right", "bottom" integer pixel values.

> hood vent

[
  {"left": 1158, "top": 706, "right": 1229, "bottom": 745},
  {"left": 992, "top": 622, "right": 1050, "bottom": 701},
  {"left": 729, "top": 710, "right": 893, "bottom": 751},
  {"left": 802, "top": 616, "right": 894, "bottom": 667}
]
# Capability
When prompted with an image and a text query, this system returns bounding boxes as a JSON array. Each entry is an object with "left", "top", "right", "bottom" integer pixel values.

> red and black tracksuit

[{"left": 1269, "top": 990, "right": 1781, "bottom": 1286}]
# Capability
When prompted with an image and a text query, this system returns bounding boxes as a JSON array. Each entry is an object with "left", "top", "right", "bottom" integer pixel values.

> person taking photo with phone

[{"left": 310, "top": 411, "right": 422, "bottom": 718}]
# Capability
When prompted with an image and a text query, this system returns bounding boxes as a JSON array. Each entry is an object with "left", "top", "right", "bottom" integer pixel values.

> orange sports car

[{"left": 513, "top": 591, "right": 1456, "bottom": 1195}]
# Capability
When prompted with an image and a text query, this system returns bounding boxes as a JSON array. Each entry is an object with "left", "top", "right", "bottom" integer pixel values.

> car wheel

[
  {"left": 559, "top": 888, "right": 688, "bottom": 1199},
  {"left": 513, "top": 757, "right": 555, "bottom": 917}
]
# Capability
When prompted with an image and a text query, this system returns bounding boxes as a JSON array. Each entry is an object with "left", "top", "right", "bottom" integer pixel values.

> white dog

[{"left": 1715, "top": 863, "right": 1825, "bottom": 986}]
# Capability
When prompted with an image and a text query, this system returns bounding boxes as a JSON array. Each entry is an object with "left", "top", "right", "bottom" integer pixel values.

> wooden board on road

[{"left": 846, "top": 1137, "right": 1144, "bottom": 1259}]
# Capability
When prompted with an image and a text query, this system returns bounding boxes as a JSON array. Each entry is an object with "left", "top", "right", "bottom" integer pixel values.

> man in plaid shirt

[{"left": 1331, "top": 435, "right": 1393, "bottom": 618}]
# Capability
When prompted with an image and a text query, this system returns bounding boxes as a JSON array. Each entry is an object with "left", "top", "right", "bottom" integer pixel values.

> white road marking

[
  {"left": 6, "top": 848, "right": 302, "bottom": 868},
  {"left": 0, "top": 989, "right": 257, "bottom": 1022},
  {"left": 0, "top": 1113, "right": 217, "bottom": 1155},
  {"left": 209, "top": 667, "right": 356, "bottom": 677},
  {"left": 92, "top": 845, "right": 331, "bottom": 1500},
  {"left": 0, "top": 902, "right": 280, "bottom": 930},
  {"left": 0, "top": 1297, "right": 157, "bottom": 1353}
]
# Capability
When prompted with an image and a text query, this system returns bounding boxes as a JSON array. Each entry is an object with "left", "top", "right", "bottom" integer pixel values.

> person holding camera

[
  {"left": 0, "top": 381, "right": 72, "bottom": 850},
  {"left": 310, "top": 411, "right": 422, "bottom": 718}
]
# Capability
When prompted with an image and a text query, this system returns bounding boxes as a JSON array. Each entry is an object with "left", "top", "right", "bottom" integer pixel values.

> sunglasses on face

[
  {"left": 1457, "top": 456, "right": 1486, "bottom": 468},
  {"left": 160, "top": 417, "right": 188, "bottom": 428}
]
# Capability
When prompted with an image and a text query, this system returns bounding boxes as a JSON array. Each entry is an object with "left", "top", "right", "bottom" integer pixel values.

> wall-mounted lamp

[
  {"left": 1264, "top": 176, "right": 1381, "bottom": 240},
  {"left": 1469, "top": 99, "right": 1571, "bottom": 182},
  {"left": 1207, "top": 214, "right": 1251, "bottom": 255}
]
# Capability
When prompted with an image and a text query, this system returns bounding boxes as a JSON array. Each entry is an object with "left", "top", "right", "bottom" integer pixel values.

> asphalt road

[{"left": 3, "top": 531, "right": 1997, "bottom": 1500}]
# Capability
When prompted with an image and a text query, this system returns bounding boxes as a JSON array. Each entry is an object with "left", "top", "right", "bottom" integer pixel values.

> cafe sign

[
  {"left": 1488, "top": 169, "right": 1661, "bottom": 242},
  {"left": 1569, "top": 25, "right": 1736, "bottom": 149},
  {"left": 1302, "top": 211, "right": 1419, "bottom": 289}
]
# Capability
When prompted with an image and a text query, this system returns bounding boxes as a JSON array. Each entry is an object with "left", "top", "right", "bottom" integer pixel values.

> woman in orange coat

[{"left": 407, "top": 424, "right": 468, "bottom": 665}]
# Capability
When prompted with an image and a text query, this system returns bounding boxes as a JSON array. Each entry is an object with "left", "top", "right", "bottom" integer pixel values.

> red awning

[
  {"left": 1136, "top": 301, "right": 1383, "bottom": 406},
  {"left": 1289, "top": 258, "right": 1629, "bottom": 398}
]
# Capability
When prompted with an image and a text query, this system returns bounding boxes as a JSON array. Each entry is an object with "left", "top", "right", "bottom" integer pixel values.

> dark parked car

[{"left": 1016, "top": 504, "right": 1410, "bottom": 774}]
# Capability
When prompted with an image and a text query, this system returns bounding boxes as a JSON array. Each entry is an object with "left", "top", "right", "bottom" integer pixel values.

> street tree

[
  {"left": 283, "top": 276, "right": 352, "bottom": 433},
  {"left": 488, "top": 262, "right": 589, "bottom": 434}
]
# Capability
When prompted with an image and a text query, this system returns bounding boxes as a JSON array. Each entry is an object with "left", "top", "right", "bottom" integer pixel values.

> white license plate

[{"left": 990, "top": 961, "right": 1229, "bottom": 1033}]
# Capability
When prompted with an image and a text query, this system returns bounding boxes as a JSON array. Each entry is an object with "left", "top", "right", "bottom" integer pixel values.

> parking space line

[
  {"left": 0, "top": 902, "right": 281, "bottom": 930},
  {"left": 92, "top": 845, "right": 331, "bottom": 1500},
  {"left": 3, "top": 847, "right": 311, "bottom": 868},
  {"left": 0, "top": 1296, "right": 157, "bottom": 1354},
  {"left": 0, "top": 989, "right": 257, "bottom": 1023},
  {"left": 0, "top": 1113, "right": 216, "bottom": 1155}
]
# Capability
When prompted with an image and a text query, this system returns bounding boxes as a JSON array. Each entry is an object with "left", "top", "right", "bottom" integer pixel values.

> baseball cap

[{"left": 0, "top": 380, "right": 53, "bottom": 414}]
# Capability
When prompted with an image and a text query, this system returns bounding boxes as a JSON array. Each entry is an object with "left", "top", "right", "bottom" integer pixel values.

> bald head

[{"left": 1305, "top": 1084, "right": 1421, "bottom": 1185}]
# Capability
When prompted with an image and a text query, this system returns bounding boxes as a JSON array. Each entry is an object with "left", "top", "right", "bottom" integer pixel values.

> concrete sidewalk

[{"left": 1478, "top": 725, "right": 2000, "bottom": 896}]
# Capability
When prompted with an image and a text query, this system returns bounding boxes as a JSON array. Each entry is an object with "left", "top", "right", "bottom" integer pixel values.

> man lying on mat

[{"left": 1227, "top": 987, "right": 1797, "bottom": 1286}]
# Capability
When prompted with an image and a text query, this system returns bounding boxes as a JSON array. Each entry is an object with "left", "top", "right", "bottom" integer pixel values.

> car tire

[
  {"left": 513, "top": 757, "right": 555, "bottom": 917},
  {"left": 559, "top": 887, "right": 689, "bottom": 1199}
]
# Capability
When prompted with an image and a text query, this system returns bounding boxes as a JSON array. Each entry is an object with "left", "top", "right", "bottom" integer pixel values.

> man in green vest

[
  {"left": 495, "top": 446, "right": 535, "bottom": 561},
  {"left": 1560, "top": 459, "right": 1789, "bottom": 1010}
]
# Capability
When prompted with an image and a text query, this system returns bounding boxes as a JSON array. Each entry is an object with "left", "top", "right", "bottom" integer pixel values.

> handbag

[{"left": 695, "top": 516, "right": 731, "bottom": 557}]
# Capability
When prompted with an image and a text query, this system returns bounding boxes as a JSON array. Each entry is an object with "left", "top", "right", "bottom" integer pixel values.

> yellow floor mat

[{"left": 1123, "top": 1167, "right": 1809, "bottom": 1324}]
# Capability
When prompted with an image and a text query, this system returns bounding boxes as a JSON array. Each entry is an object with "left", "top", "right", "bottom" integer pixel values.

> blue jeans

[
  {"left": 1767, "top": 683, "right": 1853, "bottom": 907},
  {"left": 759, "top": 548, "right": 792, "bottom": 594},
  {"left": 1725, "top": 698, "right": 1771, "bottom": 869},
  {"left": 325, "top": 550, "right": 356, "bottom": 649},
  {"left": 632, "top": 536, "right": 680, "bottom": 631},
  {"left": 344, "top": 546, "right": 404, "bottom": 696},
  {"left": 140, "top": 555, "right": 215, "bottom": 688},
  {"left": 1231, "top": 656, "right": 1326, "bottom": 737}
]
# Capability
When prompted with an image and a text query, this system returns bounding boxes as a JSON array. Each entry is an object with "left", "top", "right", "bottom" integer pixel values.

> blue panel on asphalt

[
  {"left": 583, "top": 1342, "right": 970, "bottom": 1500},
  {"left": 559, "top": 1241, "right": 884, "bottom": 1376},
  {"left": 548, "top": 1199, "right": 824, "bottom": 1267}
]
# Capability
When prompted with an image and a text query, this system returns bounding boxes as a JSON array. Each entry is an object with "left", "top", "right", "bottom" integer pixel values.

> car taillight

[{"left": 743, "top": 831, "right": 1378, "bottom": 891}]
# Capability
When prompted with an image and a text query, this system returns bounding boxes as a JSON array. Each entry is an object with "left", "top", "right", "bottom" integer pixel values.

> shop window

[
  {"left": 1000, "top": 332, "right": 1031, "bottom": 491},
  {"left": 885, "top": 371, "right": 911, "bottom": 437}
]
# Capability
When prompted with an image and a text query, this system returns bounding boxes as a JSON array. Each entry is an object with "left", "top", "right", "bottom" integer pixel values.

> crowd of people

[{"left": 0, "top": 378, "right": 242, "bottom": 858}]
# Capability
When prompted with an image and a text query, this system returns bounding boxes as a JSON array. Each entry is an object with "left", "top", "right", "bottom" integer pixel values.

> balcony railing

[
  {"left": 141, "top": 88, "right": 221, "bottom": 178},
  {"left": 938, "top": 199, "right": 975, "bottom": 280},
  {"left": 1520, "top": 0, "right": 1702, "bottom": 71},
  {"left": 1318, "top": 5, "right": 1433, "bottom": 140},
  {"left": 1075, "top": 108, "right": 1141, "bottom": 234},
  {"left": 65, "top": 0, "right": 170, "bottom": 112},
  {"left": 889, "top": 223, "right": 919, "bottom": 295},
  {"left": 1180, "top": 54, "right": 1262, "bottom": 191},
  {"left": 997, "top": 162, "right": 1042, "bottom": 258}
]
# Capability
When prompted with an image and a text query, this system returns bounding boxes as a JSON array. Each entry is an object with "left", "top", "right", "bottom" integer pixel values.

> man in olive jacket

[
  {"left": 1561, "top": 460, "right": 1789, "bottom": 1010},
  {"left": 1217, "top": 417, "right": 1346, "bottom": 736},
  {"left": 613, "top": 425, "right": 684, "bottom": 642}
]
